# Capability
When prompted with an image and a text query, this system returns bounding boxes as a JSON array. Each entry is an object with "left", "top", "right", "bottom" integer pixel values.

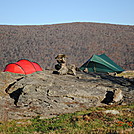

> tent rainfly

[
  {"left": 4, "top": 59, "right": 43, "bottom": 75},
  {"left": 79, "top": 54, "right": 124, "bottom": 73}
]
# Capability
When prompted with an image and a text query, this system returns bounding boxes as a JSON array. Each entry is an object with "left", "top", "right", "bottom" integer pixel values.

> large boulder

[{"left": 0, "top": 70, "right": 133, "bottom": 121}]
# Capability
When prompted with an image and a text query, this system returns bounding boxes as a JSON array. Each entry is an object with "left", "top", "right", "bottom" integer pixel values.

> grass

[
  {"left": 0, "top": 103, "right": 133, "bottom": 134},
  {"left": 116, "top": 71, "right": 134, "bottom": 78}
]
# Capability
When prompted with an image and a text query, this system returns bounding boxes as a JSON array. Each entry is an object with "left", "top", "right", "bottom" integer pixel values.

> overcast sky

[{"left": 0, "top": 0, "right": 134, "bottom": 25}]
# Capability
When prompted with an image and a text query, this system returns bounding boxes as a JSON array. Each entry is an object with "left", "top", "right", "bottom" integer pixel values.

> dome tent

[
  {"left": 79, "top": 54, "right": 124, "bottom": 73},
  {"left": 4, "top": 59, "right": 43, "bottom": 75}
]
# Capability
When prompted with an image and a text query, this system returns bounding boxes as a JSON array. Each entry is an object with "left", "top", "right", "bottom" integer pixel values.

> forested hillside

[{"left": 0, "top": 22, "right": 134, "bottom": 71}]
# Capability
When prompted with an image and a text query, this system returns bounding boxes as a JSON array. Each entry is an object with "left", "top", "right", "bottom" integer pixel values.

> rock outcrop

[
  {"left": 54, "top": 54, "right": 76, "bottom": 75},
  {"left": 0, "top": 70, "right": 133, "bottom": 121}
]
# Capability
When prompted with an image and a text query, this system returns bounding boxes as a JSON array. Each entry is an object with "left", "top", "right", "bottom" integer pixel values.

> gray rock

[
  {"left": 0, "top": 70, "right": 133, "bottom": 121},
  {"left": 104, "top": 110, "right": 120, "bottom": 115}
]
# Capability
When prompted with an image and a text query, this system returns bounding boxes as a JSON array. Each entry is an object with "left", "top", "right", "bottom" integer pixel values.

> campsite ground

[
  {"left": 0, "top": 70, "right": 134, "bottom": 133},
  {"left": 0, "top": 103, "right": 133, "bottom": 134}
]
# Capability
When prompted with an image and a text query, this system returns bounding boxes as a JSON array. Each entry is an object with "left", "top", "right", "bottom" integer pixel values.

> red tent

[{"left": 4, "top": 59, "right": 43, "bottom": 75}]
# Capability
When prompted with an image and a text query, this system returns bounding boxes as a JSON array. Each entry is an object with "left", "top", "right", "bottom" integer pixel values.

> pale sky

[{"left": 0, "top": 0, "right": 134, "bottom": 25}]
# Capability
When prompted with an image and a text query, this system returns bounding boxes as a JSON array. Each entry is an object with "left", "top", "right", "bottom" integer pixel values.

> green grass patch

[{"left": 0, "top": 103, "right": 133, "bottom": 134}]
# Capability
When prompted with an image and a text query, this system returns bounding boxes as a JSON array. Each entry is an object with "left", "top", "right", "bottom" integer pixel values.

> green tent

[{"left": 79, "top": 54, "right": 124, "bottom": 73}]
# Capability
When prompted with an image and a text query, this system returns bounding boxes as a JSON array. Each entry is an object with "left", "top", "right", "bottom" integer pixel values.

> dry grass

[
  {"left": 116, "top": 70, "right": 134, "bottom": 78},
  {"left": 0, "top": 103, "right": 133, "bottom": 134}
]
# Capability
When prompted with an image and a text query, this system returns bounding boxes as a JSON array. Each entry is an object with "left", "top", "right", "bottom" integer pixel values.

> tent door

[{"left": 93, "top": 63, "right": 96, "bottom": 72}]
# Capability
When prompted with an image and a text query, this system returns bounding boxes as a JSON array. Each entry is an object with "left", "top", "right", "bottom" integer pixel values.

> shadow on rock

[
  {"left": 5, "top": 82, "right": 16, "bottom": 93},
  {"left": 101, "top": 91, "right": 114, "bottom": 104},
  {"left": 9, "top": 87, "right": 23, "bottom": 106},
  {"left": 5, "top": 77, "right": 24, "bottom": 94},
  {"left": 86, "top": 72, "right": 134, "bottom": 90}
]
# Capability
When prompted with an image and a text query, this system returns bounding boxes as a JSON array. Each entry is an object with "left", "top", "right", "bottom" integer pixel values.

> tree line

[{"left": 0, "top": 22, "right": 134, "bottom": 71}]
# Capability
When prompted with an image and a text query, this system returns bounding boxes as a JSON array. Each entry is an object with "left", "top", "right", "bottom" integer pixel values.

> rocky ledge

[{"left": 0, "top": 70, "right": 134, "bottom": 121}]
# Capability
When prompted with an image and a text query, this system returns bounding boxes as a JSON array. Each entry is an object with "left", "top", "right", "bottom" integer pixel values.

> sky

[{"left": 0, "top": 0, "right": 134, "bottom": 26}]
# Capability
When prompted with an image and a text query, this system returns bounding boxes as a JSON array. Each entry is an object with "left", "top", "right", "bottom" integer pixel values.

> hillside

[{"left": 0, "top": 22, "right": 134, "bottom": 71}]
